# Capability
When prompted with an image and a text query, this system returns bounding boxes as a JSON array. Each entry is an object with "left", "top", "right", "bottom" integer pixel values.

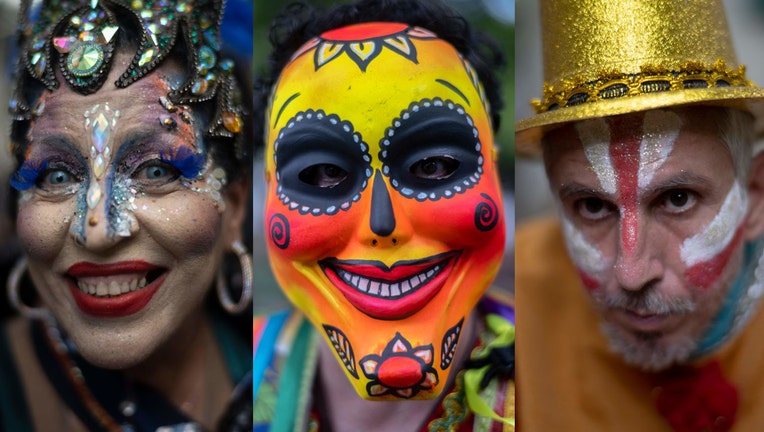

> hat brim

[{"left": 515, "top": 87, "right": 764, "bottom": 157}]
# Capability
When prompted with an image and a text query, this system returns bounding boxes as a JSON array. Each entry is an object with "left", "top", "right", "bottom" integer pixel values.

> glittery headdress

[
  {"left": 515, "top": 0, "right": 764, "bottom": 153},
  {"left": 9, "top": 0, "right": 247, "bottom": 158}
]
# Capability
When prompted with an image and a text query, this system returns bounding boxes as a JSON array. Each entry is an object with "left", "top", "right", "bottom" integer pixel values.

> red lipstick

[{"left": 66, "top": 261, "right": 167, "bottom": 318}]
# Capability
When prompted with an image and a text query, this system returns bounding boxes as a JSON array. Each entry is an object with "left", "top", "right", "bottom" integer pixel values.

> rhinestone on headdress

[{"left": 10, "top": 0, "right": 247, "bottom": 156}]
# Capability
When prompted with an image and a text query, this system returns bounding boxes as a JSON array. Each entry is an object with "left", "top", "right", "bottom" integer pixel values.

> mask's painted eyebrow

[
  {"left": 273, "top": 92, "right": 301, "bottom": 129},
  {"left": 435, "top": 79, "right": 470, "bottom": 106}
]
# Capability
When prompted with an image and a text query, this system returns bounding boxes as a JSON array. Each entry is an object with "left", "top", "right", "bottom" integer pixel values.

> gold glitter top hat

[{"left": 515, "top": 0, "right": 764, "bottom": 154}]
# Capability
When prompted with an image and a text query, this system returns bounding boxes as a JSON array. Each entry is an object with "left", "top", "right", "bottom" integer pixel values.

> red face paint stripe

[
  {"left": 685, "top": 225, "right": 744, "bottom": 289},
  {"left": 608, "top": 116, "right": 644, "bottom": 257},
  {"left": 577, "top": 269, "right": 600, "bottom": 291}
]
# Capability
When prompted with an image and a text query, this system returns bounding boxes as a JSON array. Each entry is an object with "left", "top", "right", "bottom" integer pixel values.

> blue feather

[
  {"left": 10, "top": 160, "right": 47, "bottom": 191},
  {"left": 161, "top": 147, "right": 206, "bottom": 179}
]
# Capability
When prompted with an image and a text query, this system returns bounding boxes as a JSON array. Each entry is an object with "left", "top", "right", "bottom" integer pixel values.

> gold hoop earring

[
  {"left": 216, "top": 240, "right": 253, "bottom": 314},
  {"left": 6, "top": 257, "right": 51, "bottom": 320}
]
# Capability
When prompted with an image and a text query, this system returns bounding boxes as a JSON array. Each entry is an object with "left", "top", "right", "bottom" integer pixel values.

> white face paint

[
  {"left": 577, "top": 117, "right": 616, "bottom": 195},
  {"left": 577, "top": 111, "right": 681, "bottom": 194},
  {"left": 637, "top": 110, "right": 680, "bottom": 189},
  {"left": 560, "top": 214, "right": 610, "bottom": 283},
  {"left": 680, "top": 181, "right": 748, "bottom": 267}
]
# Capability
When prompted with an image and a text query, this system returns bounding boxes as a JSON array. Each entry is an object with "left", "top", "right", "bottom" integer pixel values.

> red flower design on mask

[
  {"left": 359, "top": 332, "right": 438, "bottom": 398},
  {"left": 654, "top": 360, "right": 738, "bottom": 432}
]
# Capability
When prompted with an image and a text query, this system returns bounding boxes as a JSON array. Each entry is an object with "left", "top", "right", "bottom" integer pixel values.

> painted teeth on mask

[
  {"left": 338, "top": 265, "right": 442, "bottom": 299},
  {"left": 77, "top": 277, "right": 148, "bottom": 297}
]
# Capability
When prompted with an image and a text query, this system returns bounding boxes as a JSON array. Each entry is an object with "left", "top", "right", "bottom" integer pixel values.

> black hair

[{"left": 253, "top": 0, "right": 506, "bottom": 151}]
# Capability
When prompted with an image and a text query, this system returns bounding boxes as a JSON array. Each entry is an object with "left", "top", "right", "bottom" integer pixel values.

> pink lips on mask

[
  {"left": 66, "top": 261, "right": 168, "bottom": 318},
  {"left": 320, "top": 250, "right": 460, "bottom": 319}
]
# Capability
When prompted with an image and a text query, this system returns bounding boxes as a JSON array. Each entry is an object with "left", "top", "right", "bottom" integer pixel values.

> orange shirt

[{"left": 515, "top": 217, "right": 764, "bottom": 431}]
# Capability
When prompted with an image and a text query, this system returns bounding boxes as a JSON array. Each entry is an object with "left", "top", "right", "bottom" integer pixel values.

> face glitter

[
  {"left": 188, "top": 165, "right": 227, "bottom": 212},
  {"left": 577, "top": 117, "right": 617, "bottom": 195},
  {"left": 108, "top": 175, "right": 137, "bottom": 237},
  {"left": 637, "top": 111, "right": 680, "bottom": 189}
]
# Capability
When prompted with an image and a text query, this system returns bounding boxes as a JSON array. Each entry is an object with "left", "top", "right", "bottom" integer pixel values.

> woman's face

[{"left": 13, "top": 56, "right": 245, "bottom": 369}]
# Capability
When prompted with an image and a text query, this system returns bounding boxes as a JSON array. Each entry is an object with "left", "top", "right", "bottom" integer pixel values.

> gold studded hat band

[
  {"left": 515, "top": 0, "right": 764, "bottom": 155},
  {"left": 10, "top": 0, "right": 247, "bottom": 155}
]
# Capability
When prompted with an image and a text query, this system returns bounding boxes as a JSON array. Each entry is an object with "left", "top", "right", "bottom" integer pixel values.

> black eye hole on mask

[
  {"left": 274, "top": 109, "right": 372, "bottom": 216},
  {"left": 379, "top": 98, "right": 484, "bottom": 201},
  {"left": 410, "top": 155, "right": 460, "bottom": 180},
  {"left": 298, "top": 163, "right": 349, "bottom": 188}
]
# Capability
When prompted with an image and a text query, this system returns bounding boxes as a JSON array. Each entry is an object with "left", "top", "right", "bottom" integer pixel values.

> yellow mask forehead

[{"left": 266, "top": 22, "right": 491, "bottom": 157}]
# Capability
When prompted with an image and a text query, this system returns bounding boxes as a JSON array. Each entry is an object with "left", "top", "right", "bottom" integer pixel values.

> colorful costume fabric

[{"left": 516, "top": 217, "right": 764, "bottom": 431}]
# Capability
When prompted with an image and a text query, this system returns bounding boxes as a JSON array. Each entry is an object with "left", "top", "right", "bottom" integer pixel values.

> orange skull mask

[{"left": 264, "top": 22, "right": 505, "bottom": 400}]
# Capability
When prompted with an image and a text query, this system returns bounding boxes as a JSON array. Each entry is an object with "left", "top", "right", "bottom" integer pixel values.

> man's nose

[{"left": 614, "top": 211, "right": 663, "bottom": 291}]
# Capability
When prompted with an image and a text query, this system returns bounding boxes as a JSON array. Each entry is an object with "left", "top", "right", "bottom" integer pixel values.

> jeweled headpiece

[{"left": 10, "top": 0, "right": 246, "bottom": 157}]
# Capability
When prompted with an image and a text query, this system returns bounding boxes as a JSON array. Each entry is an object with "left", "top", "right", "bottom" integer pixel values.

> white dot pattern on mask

[
  {"left": 379, "top": 97, "right": 483, "bottom": 201},
  {"left": 274, "top": 109, "right": 371, "bottom": 216}
]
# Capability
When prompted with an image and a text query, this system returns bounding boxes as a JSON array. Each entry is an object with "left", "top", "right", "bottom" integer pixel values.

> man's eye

[
  {"left": 299, "top": 164, "right": 348, "bottom": 187},
  {"left": 575, "top": 197, "right": 614, "bottom": 220},
  {"left": 410, "top": 156, "right": 459, "bottom": 180},
  {"left": 662, "top": 190, "right": 696, "bottom": 213}
]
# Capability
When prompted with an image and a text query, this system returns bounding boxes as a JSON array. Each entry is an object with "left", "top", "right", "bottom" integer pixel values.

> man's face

[
  {"left": 264, "top": 23, "right": 505, "bottom": 399},
  {"left": 544, "top": 108, "right": 748, "bottom": 370}
]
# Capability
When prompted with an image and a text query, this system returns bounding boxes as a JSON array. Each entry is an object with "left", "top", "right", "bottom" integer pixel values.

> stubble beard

[
  {"left": 593, "top": 287, "right": 700, "bottom": 372},
  {"left": 599, "top": 321, "right": 699, "bottom": 371}
]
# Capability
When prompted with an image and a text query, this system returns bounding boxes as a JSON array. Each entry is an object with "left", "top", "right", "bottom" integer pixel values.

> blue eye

[
  {"left": 146, "top": 165, "right": 168, "bottom": 179},
  {"left": 133, "top": 161, "right": 181, "bottom": 185},
  {"left": 47, "top": 170, "right": 71, "bottom": 185},
  {"left": 37, "top": 169, "right": 75, "bottom": 187}
]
